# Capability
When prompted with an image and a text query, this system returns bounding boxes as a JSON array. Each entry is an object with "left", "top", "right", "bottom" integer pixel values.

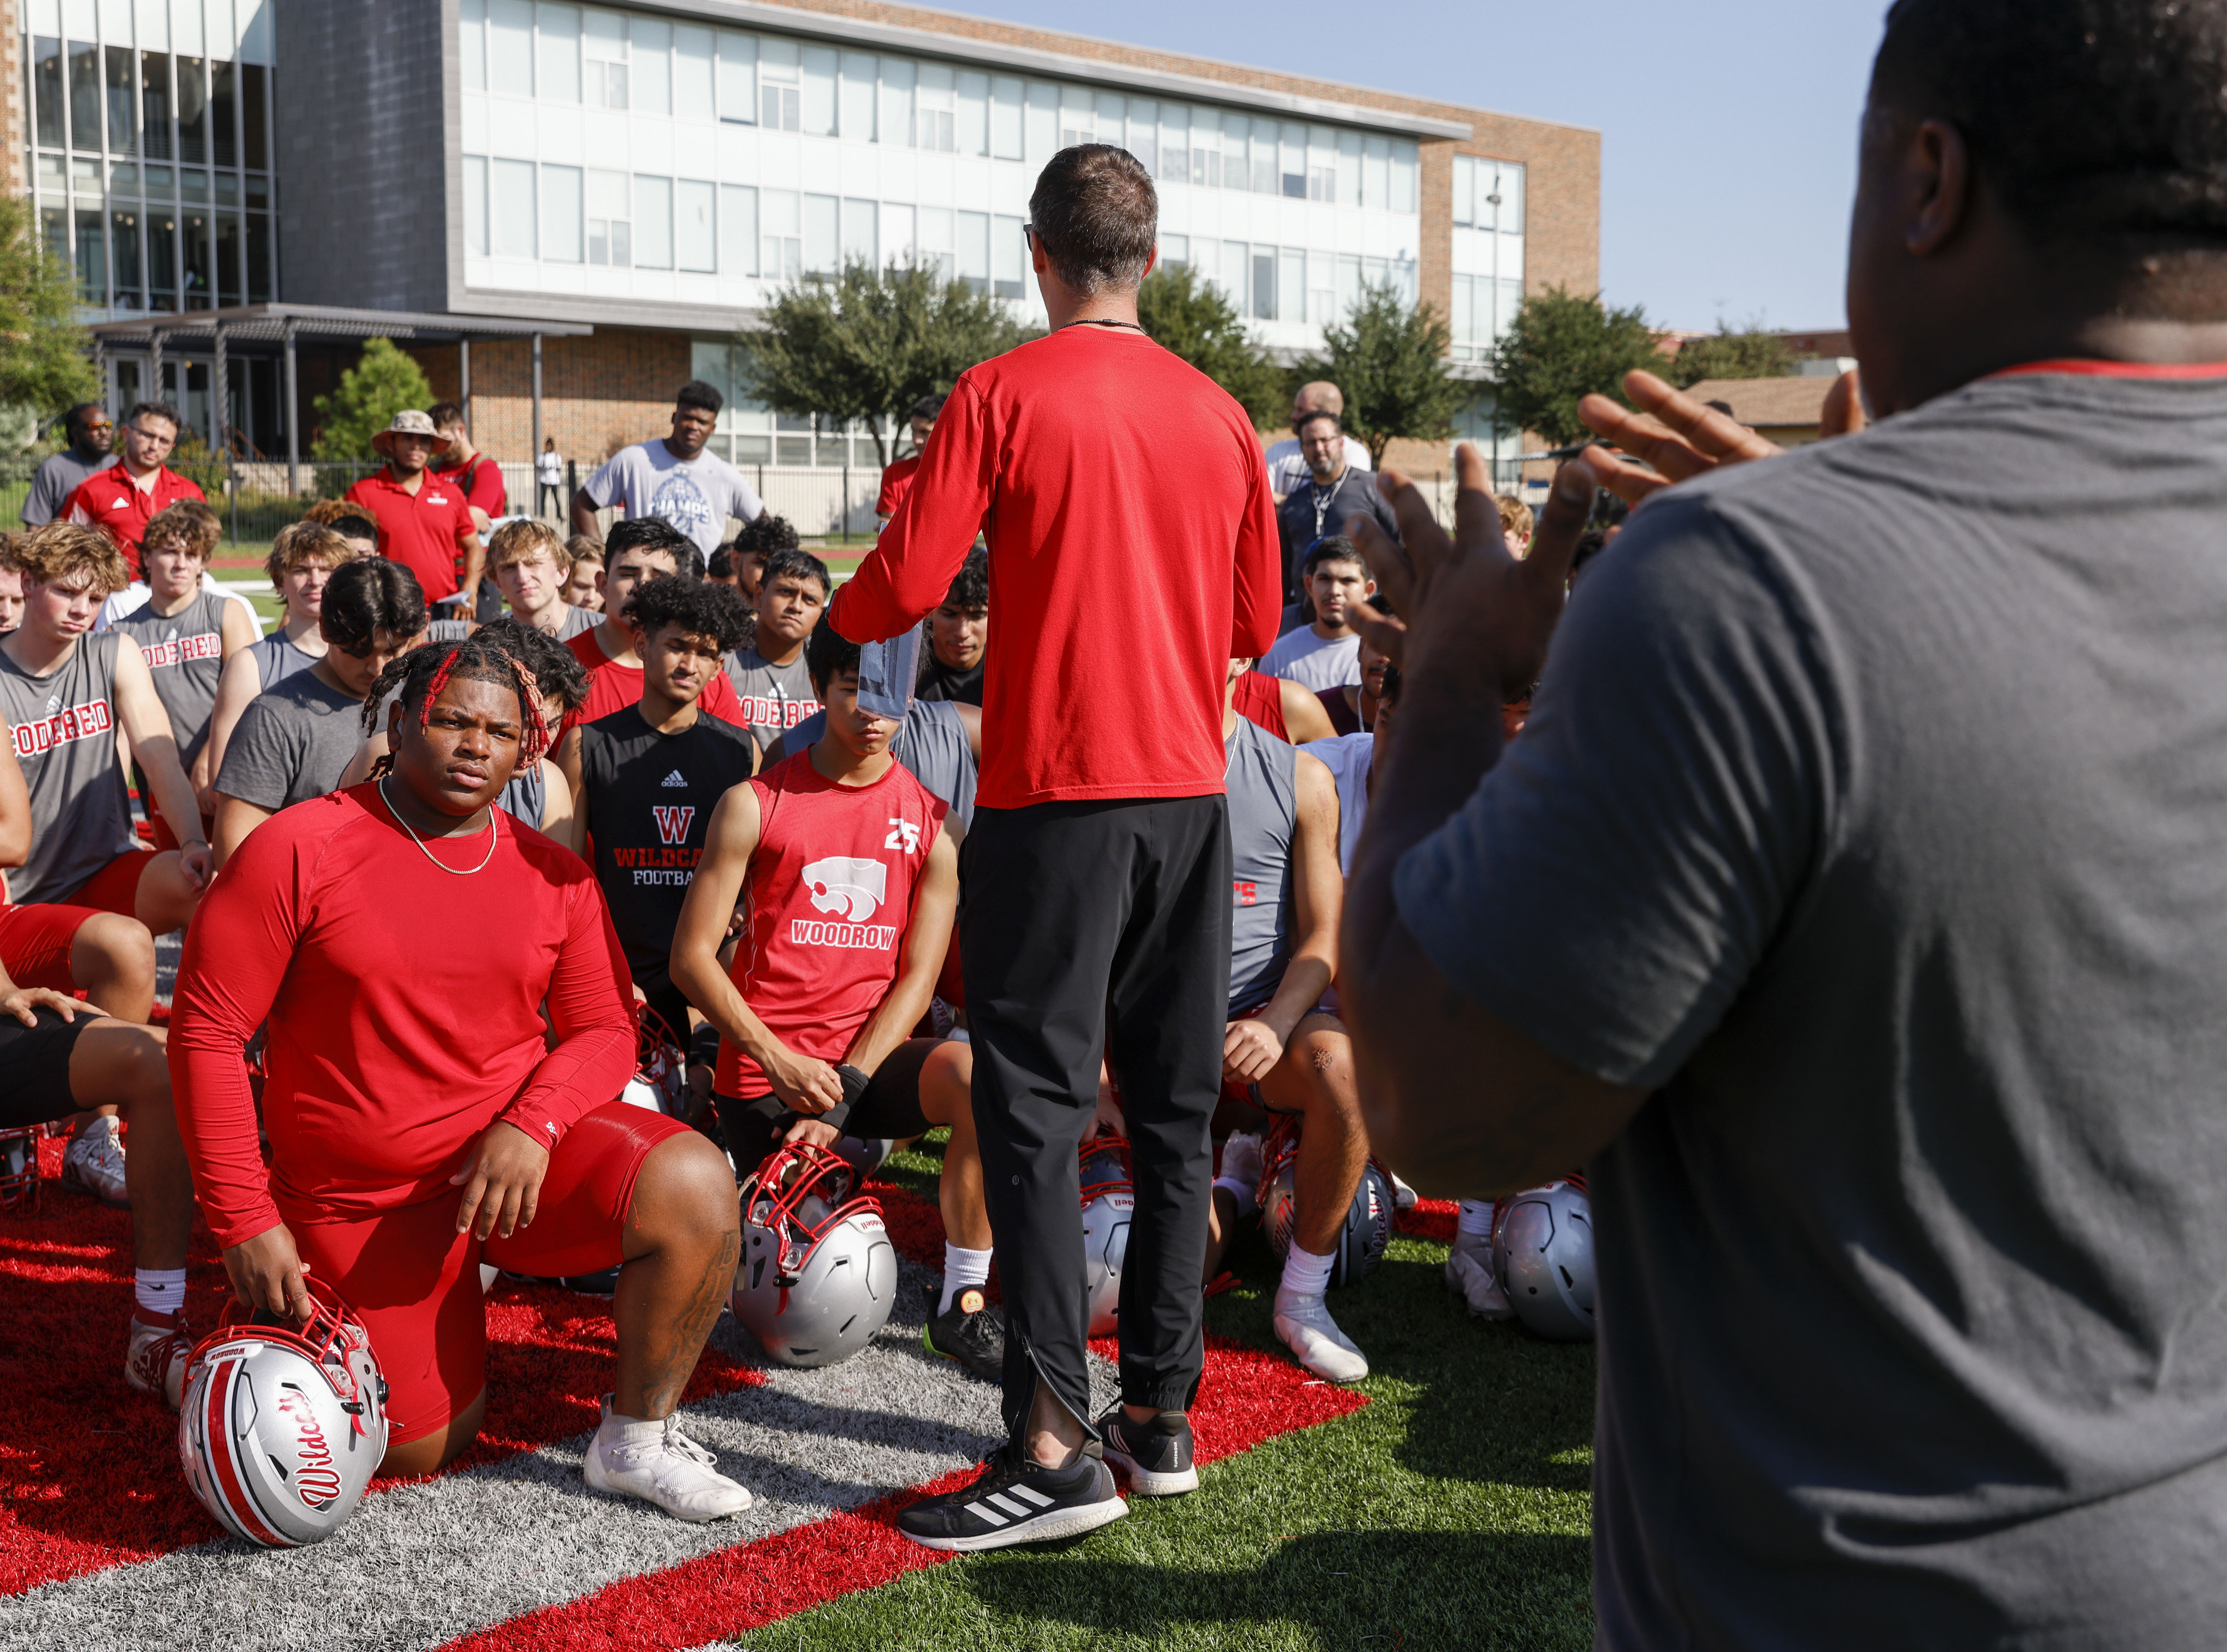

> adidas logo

[{"left": 661, "top": 769, "right": 688, "bottom": 788}]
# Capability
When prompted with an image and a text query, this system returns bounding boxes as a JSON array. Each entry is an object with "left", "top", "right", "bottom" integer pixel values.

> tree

[
  {"left": 1135, "top": 263, "right": 1280, "bottom": 424},
  {"left": 311, "top": 337, "right": 436, "bottom": 462},
  {"left": 1667, "top": 321, "right": 1795, "bottom": 389},
  {"left": 735, "top": 258, "right": 1031, "bottom": 467},
  {"left": 0, "top": 195, "right": 101, "bottom": 436},
  {"left": 1489, "top": 285, "right": 1663, "bottom": 450},
  {"left": 1301, "top": 282, "right": 1462, "bottom": 469}
]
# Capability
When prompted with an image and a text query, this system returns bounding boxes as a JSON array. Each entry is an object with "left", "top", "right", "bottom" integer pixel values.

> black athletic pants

[{"left": 961, "top": 794, "right": 1232, "bottom": 1444}]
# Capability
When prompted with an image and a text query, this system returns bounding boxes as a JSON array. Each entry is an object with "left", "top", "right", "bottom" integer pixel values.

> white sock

[
  {"left": 135, "top": 1267, "right": 186, "bottom": 1319},
  {"left": 1279, "top": 1242, "right": 1335, "bottom": 1301},
  {"left": 1212, "top": 1176, "right": 1258, "bottom": 1217},
  {"left": 938, "top": 1243, "right": 992, "bottom": 1315},
  {"left": 1457, "top": 1198, "right": 1496, "bottom": 1238}
]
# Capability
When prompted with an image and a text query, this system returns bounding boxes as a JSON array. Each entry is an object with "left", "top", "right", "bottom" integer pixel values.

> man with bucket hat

[{"left": 344, "top": 411, "right": 484, "bottom": 617}]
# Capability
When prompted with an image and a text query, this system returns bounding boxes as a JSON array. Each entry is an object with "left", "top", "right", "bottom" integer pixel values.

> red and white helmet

[
  {"left": 0, "top": 1125, "right": 42, "bottom": 1215},
  {"left": 1079, "top": 1134, "right": 1134, "bottom": 1338},
  {"left": 732, "top": 1141, "right": 895, "bottom": 1367},
  {"left": 620, "top": 1003, "right": 690, "bottom": 1118},
  {"left": 1258, "top": 1115, "right": 1394, "bottom": 1290},
  {"left": 177, "top": 1277, "right": 390, "bottom": 1547}
]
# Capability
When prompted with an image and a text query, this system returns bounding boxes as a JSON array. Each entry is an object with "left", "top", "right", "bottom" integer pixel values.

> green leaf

[
  {"left": 1489, "top": 285, "right": 1663, "bottom": 450},
  {"left": 1136, "top": 263, "right": 1281, "bottom": 423},
  {"left": 309, "top": 336, "right": 437, "bottom": 463},
  {"left": 0, "top": 195, "right": 102, "bottom": 430},
  {"left": 1298, "top": 283, "right": 1463, "bottom": 469}
]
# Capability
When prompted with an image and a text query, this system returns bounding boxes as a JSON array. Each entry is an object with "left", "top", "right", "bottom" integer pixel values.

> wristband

[{"left": 836, "top": 1064, "right": 872, "bottom": 1108}]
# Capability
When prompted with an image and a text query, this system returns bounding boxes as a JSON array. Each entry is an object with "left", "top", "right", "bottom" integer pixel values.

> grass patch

[{"left": 760, "top": 1132, "right": 1598, "bottom": 1651}]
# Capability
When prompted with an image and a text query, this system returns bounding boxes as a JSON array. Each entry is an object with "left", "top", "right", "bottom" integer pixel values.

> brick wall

[
  {"left": 404, "top": 328, "right": 696, "bottom": 464},
  {"left": 0, "top": 0, "right": 22, "bottom": 195}
]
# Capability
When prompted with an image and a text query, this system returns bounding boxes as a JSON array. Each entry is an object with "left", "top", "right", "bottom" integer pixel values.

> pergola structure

[{"left": 84, "top": 304, "right": 595, "bottom": 492}]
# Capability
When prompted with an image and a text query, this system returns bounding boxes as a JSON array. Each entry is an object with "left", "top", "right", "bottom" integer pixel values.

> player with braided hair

[{"left": 171, "top": 630, "right": 754, "bottom": 1520}]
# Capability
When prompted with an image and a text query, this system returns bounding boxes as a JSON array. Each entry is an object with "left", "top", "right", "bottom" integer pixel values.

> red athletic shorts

[
  {"left": 0, "top": 902, "right": 101, "bottom": 992},
  {"left": 53, "top": 849, "right": 157, "bottom": 918},
  {"left": 278, "top": 1100, "right": 692, "bottom": 1445},
  {"left": 148, "top": 811, "right": 214, "bottom": 854}
]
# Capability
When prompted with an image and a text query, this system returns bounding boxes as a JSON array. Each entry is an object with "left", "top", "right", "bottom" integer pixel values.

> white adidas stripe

[
  {"left": 1008, "top": 1483, "right": 1055, "bottom": 1507},
  {"left": 962, "top": 1501, "right": 1009, "bottom": 1527}
]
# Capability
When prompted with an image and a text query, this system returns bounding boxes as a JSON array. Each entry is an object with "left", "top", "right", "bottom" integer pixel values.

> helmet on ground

[
  {"left": 732, "top": 1141, "right": 895, "bottom": 1367},
  {"left": 1079, "top": 1134, "right": 1134, "bottom": 1337},
  {"left": 177, "top": 1277, "right": 390, "bottom": 1547},
  {"left": 1258, "top": 1116, "right": 1394, "bottom": 1289},
  {"left": 621, "top": 1004, "right": 689, "bottom": 1118},
  {"left": 0, "top": 1126, "right": 41, "bottom": 1214},
  {"left": 1492, "top": 1179, "right": 1595, "bottom": 1341}
]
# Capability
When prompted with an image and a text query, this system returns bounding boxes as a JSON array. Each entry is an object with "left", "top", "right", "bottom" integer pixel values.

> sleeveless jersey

[
  {"left": 248, "top": 628, "right": 317, "bottom": 694},
  {"left": 115, "top": 589, "right": 229, "bottom": 766},
  {"left": 781, "top": 699, "right": 977, "bottom": 829},
  {"left": 723, "top": 644, "right": 820, "bottom": 755},
  {"left": 1226, "top": 712, "right": 1298, "bottom": 1016},
  {"left": 1232, "top": 669, "right": 1289, "bottom": 741},
  {"left": 716, "top": 752, "right": 947, "bottom": 1096},
  {"left": 0, "top": 633, "right": 136, "bottom": 905}
]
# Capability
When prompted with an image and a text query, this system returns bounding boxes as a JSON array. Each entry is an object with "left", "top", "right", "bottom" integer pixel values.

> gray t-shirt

[
  {"left": 115, "top": 590, "right": 230, "bottom": 767},
  {"left": 1226, "top": 713, "right": 1296, "bottom": 1016},
  {"left": 779, "top": 699, "right": 976, "bottom": 828},
  {"left": 213, "top": 669, "right": 366, "bottom": 813},
  {"left": 1397, "top": 369, "right": 2227, "bottom": 1648},
  {"left": 724, "top": 645, "right": 819, "bottom": 755},
  {"left": 247, "top": 629, "right": 318, "bottom": 694},
  {"left": 20, "top": 446, "right": 117, "bottom": 526},
  {"left": 0, "top": 632, "right": 135, "bottom": 904},
  {"left": 1258, "top": 627, "right": 1360, "bottom": 692},
  {"left": 583, "top": 440, "right": 763, "bottom": 558}
]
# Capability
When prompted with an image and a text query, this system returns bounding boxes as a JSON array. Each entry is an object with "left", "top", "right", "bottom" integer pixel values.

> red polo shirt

[
  {"left": 431, "top": 453, "right": 507, "bottom": 520},
  {"left": 562, "top": 624, "right": 750, "bottom": 735},
  {"left": 64, "top": 464, "right": 208, "bottom": 577},
  {"left": 344, "top": 467, "right": 478, "bottom": 602}
]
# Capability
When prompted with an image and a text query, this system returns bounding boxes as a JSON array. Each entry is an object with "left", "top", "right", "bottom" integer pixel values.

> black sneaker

[
  {"left": 1096, "top": 1407, "right": 1199, "bottom": 1496},
  {"left": 897, "top": 1442, "right": 1128, "bottom": 1551},
  {"left": 923, "top": 1285, "right": 1007, "bottom": 1382}
]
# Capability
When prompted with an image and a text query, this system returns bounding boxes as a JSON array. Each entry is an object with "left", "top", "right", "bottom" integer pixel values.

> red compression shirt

[
  {"left": 1233, "top": 669, "right": 1288, "bottom": 741},
  {"left": 827, "top": 327, "right": 1282, "bottom": 809},
  {"left": 562, "top": 625, "right": 749, "bottom": 736},
  {"left": 875, "top": 455, "right": 921, "bottom": 518},
  {"left": 167, "top": 784, "right": 637, "bottom": 1248}
]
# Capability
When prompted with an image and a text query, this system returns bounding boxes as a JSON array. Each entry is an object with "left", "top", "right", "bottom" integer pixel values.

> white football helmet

[
  {"left": 732, "top": 1141, "right": 896, "bottom": 1367},
  {"left": 1079, "top": 1134, "right": 1134, "bottom": 1337},
  {"left": 177, "top": 1279, "right": 390, "bottom": 1547},
  {"left": 1492, "top": 1179, "right": 1596, "bottom": 1342},
  {"left": 0, "top": 1125, "right": 42, "bottom": 1214},
  {"left": 622, "top": 1004, "right": 690, "bottom": 1118},
  {"left": 1258, "top": 1116, "right": 1394, "bottom": 1289}
]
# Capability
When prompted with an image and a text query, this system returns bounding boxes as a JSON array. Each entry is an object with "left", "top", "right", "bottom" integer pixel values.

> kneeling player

[
  {"left": 671, "top": 623, "right": 1003, "bottom": 1380},
  {"left": 170, "top": 636, "right": 750, "bottom": 1519}
]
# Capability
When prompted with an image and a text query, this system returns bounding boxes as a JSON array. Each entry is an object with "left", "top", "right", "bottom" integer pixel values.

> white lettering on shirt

[{"left": 11, "top": 697, "right": 114, "bottom": 757}]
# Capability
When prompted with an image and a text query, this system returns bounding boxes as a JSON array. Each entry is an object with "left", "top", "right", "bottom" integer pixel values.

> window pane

[
  {"left": 800, "top": 46, "right": 836, "bottom": 135},
  {"left": 840, "top": 195, "right": 875, "bottom": 268},
  {"left": 719, "top": 182, "right": 756, "bottom": 274},
  {"left": 147, "top": 204, "right": 177, "bottom": 307},
  {"left": 492, "top": 156, "right": 536, "bottom": 254},
  {"left": 918, "top": 204, "right": 952, "bottom": 279},
  {"left": 955, "top": 208, "right": 988, "bottom": 294},
  {"left": 1024, "top": 80, "right": 1056, "bottom": 159},
  {"left": 676, "top": 177, "right": 714, "bottom": 270},
  {"left": 464, "top": 153, "right": 488, "bottom": 254},
  {"left": 69, "top": 41, "right": 101, "bottom": 152},
  {"left": 33, "top": 39, "right": 63, "bottom": 150},
  {"left": 215, "top": 210, "right": 242, "bottom": 305},
  {"left": 488, "top": 0, "right": 534, "bottom": 95},
  {"left": 1307, "top": 250, "right": 1334, "bottom": 325},
  {"left": 802, "top": 191, "right": 837, "bottom": 274},
  {"left": 1160, "top": 232, "right": 1187, "bottom": 268},
  {"left": 663, "top": 23, "right": 707, "bottom": 117},
  {"left": 210, "top": 60, "right": 238, "bottom": 168},
  {"left": 1362, "top": 135, "right": 1388, "bottom": 208},
  {"left": 839, "top": 51, "right": 874, "bottom": 139},
  {"left": 1497, "top": 277, "right": 1523, "bottom": 341},
  {"left": 1221, "top": 239, "right": 1247, "bottom": 313},
  {"left": 631, "top": 17, "right": 671, "bottom": 114},
  {"left": 110, "top": 205, "right": 142, "bottom": 306},
  {"left": 104, "top": 45, "right": 136, "bottom": 156},
  {"left": 635, "top": 173, "right": 671, "bottom": 267},
  {"left": 73, "top": 207, "right": 105, "bottom": 302},
  {"left": 461, "top": 0, "right": 487, "bottom": 91},
  {"left": 880, "top": 200, "right": 913, "bottom": 265},
  {"left": 1281, "top": 122, "right": 1305, "bottom": 199},
  {"left": 1336, "top": 130, "right": 1359, "bottom": 206},
  {"left": 537, "top": 4, "right": 581, "bottom": 103},
  {"left": 176, "top": 56, "right": 207, "bottom": 163},
  {"left": 241, "top": 62, "right": 267, "bottom": 170},
  {"left": 1452, "top": 154, "right": 1473, "bottom": 227},
  {"left": 716, "top": 30, "right": 754, "bottom": 123},
  {"left": 879, "top": 56, "right": 913, "bottom": 148},
  {"left": 181, "top": 208, "right": 211, "bottom": 306},
  {"left": 1254, "top": 250, "right": 1277, "bottom": 321},
  {"left": 1390, "top": 139, "right": 1417, "bottom": 212},
  {"left": 992, "top": 214, "right": 1024, "bottom": 299},
  {"left": 991, "top": 75, "right": 1022, "bottom": 159},
  {"left": 956, "top": 70, "right": 987, "bottom": 155},
  {"left": 1126, "top": 98, "right": 1155, "bottom": 173},
  {"left": 540, "top": 162, "right": 581, "bottom": 260},
  {"left": 1159, "top": 102, "right": 1187, "bottom": 182},
  {"left": 1501, "top": 162, "right": 1525, "bottom": 234}
]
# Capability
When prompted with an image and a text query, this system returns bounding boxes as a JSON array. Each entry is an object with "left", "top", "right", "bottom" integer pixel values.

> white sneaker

[
  {"left": 583, "top": 1398, "right": 752, "bottom": 1521},
  {"left": 1273, "top": 1289, "right": 1369, "bottom": 1383},
  {"left": 61, "top": 1116, "right": 129, "bottom": 1207},
  {"left": 1217, "top": 1132, "right": 1264, "bottom": 1216},
  {"left": 125, "top": 1312, "right": 191, "bottom": 1409},
  {"left": 1388, "top": 1170, "right": 1420, "bottom": 1212},
  {"left": 1446, "top": 1231, "right": 1513, "bottom": 1320}
]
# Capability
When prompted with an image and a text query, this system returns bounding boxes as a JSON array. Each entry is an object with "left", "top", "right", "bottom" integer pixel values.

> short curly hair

[
  {"left": 735, "top": 512, "right": 799, "bottom": 559},
  {"left": 141, "top": 501, "right": 221, "bottom": 561},
  {"left": 13, "top": 522, "right": 129, "bottom": 595},
  {"left": 264, "top": 521, "right": 359, "bottom": 589},
  {"left": 940, "top": 545, "right": 988, "bottom": 612},
  {"left": 624, "top": 573, "right": 753, "bottom": 654}
]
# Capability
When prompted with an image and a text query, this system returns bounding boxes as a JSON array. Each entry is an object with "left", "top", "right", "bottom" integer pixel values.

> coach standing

[{"left": 829, "top": 144, "right": 1281, "bottom": 1551}]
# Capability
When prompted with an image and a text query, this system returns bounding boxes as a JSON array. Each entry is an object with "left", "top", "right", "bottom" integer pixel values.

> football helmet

[
  {"left": 1492, "top": 1180, "right": 1596, "bottom": 1342},
  {"left": 0, "top": 1125, "right": 41, "bottom": 1214},
  {"left": 1258, "top": 1117, "right": 1394, "bottom": 1289},
  {"left": 622, "top": 1005, "right": 690, "bottom": 1118},
  {"left": 177, "top": 1278, "right": 390, "bottom": 1547},
  {"left": 1079, "top": 1134, "right": 1134, "bottom": 1337},
  {"left": 732, "top": 1141, "right": 896, "bottom": 1367}
]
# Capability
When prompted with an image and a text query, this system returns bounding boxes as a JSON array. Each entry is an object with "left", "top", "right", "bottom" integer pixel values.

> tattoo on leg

[{"left": 644, "top": 1230, "right": 739, "bottom": 1410}]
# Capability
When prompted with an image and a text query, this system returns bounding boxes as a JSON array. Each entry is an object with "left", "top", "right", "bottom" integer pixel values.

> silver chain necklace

[{"left": 378, "top": 778, "right": 500, "bottom": 875}]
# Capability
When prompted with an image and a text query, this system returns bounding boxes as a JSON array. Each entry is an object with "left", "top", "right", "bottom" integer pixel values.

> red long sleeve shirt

[
  {"left": 167, "top": 784, "right": 638, "bottom": 1248},
  {"left": 827, "top": 327, "right": 1283, "bottom": 809}
]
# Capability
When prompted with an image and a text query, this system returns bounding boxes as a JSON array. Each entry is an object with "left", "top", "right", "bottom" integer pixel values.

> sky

[{"left": 915, "top": 0, "right": 1892, "bottom": 333}]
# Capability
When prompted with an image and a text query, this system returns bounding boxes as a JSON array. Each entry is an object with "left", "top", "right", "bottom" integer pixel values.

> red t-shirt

[
  {"left": 344, "top": 467, "right": 478, "bottom": 602},
  {"left": 562, "top": 624, "right": 749, "bottom": 735},
  {"left": 166, "top": 784, "right": 637, "bottom": 1247},
  {"left": 432, "top": 453, "right": 507, "bottom": 520},
  {"left": 828, "top": 328, "right": 1281, "bottom": 809},
  {"left": 875, "top": 454, "right": 921, "bottom": 518},
  {"left": 1233, "top": 669, "right": 1288, "bottom": 741},
  {"left": 64, "top": 464, "right": 208, "bottom": 577},
  {"left": 716, "top": 752, "right": 947, "bottom": 1096}
]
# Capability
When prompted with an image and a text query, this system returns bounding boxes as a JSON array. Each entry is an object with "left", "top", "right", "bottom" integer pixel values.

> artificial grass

[{"left": 749, "top": 1135, "right": 1599, "bottom": 1651}]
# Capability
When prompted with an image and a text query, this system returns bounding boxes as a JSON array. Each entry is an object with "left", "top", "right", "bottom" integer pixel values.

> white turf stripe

[
  {"left": 3, "top": 1260, "right": 1124, "bottom": 1652},
  {"left": 1009, "top": 1483, "right": 1055, "bottom": 1507},
  {"left": 962, "top": 1501, "right": 1010, "bottom": 1527},
  {"left": 984, "top": 1493, "right": 1031, "bottom": 1518}
]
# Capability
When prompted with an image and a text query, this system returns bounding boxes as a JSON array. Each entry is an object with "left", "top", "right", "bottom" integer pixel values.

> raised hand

[{"left": 1576, "top": 366, "right": 1864, "bottom": 507}]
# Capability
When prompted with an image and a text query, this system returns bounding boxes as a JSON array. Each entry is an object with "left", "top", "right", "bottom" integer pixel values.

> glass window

[
  {"left": 1363, "top": 253, "right": 1386, "bottom": 293},
  {"left": 176, "top": 56, "right": 207, "bottom": 164},
  {"left": 991, "top": 76, "right": 1022, "bottom": 159},
  {"left": 760, "top": 38, "right": 798, "bottom": 131},
  {"left": 492, "top": 156, "right": 536, "bottom": 256},
  {"left": 1308, "top": 126, "right": 1336, "bottom": 202},
  {"left": 242, "top": 63, "right": 268, "bottom": 171},
  {"left": 1222, "top": 111, "right": 1249, "bottom": 190},
  {"left": 463, "top": 153, "right": 488, "bottom": 254},
  {"left": 676, "top": 178, "right": 714, "bottom": 270},
  {"left": 1308, "top": 250, "right": 1334, "bottom": 326},
  {"left": 1390, "top": 140, "right": 1417, "bottom": 213},
  {"left": 1159, "top": 103, "right": 1187, "bottom": 183},
  {"left": 880, "top": 200, "right": 914, "bottom": 265},
  {"left": 916, "top": 63, "right": 953, "bottom": 152},
  {"left": 1252, "top": 119, "right": 1277, "bottom": 194},
  {"left": 39, "top": 206, "right": 66, "bottom": 270},
  {"left": 879, "top": 57, "right": 913, "bottom": 148},
  {"left": 584, "top": 167, "right": 628, "bottom": 264},
  {"left": 461, "top": 0, "right": 487, "bottom": 90},
  {"left": 1362, "top": 135, "right": 1388, "bottom": 208},
  {"left": 839, "top": 51, "right": 875, "bottom": 140},
  {"left": 1060, "top": 84, "right": 1093, "bottom": 150},
  {"left": 110, "top": 205, "right": 142, "bottom": 306},
  {"left": 918, "top": 204, "right": 953, "bottom": 280},
  {"left": 840, "top": 195, "right": 875, "bottom": 268},
  {"left": 1394, "top": 255, "right": 1417, "bottom": 306},
  {"left": 73, "top": 207, "right": 105, "bottom": 302},
  {"left": 1282, "top": 122, "right": 1306, "bottom": 200},
  {"left": 488, "top": 0, "right": 534, "bottom": 96},
  {"left": 1220, "top": 240, "right": 1247, "bottom": 312},
  {"left": 1126, "top": 98, "right": 1155, "bottom": 174},
  {"left": 719, "top": 182, "right": 757, "bottom": 275},
  {"left": 33, "top": 39, "right": 63, "bottom": 150},
  {"left": 182, "top": 166, "right": 209, "bottom": 202},
  {"left": 992, "top": 213, "right": 1024, "bottom": 299},
  {"left": 801, "top": 190, "right": 837, "bottom": 274},
  {"left": 635, "top": 173, "right": 671, "bottom": 268},
  {"left": 68, "top": 41, "right": 101, "bottom": 153},
  {"left": 1096, "top": 89, "right": 1123, "bottom": 138},
  {"left": 1024, "top": 80, "right": 1056, "bottom": 159},
  {"left": 1336, "top": 130, "right": 1359, "bottom": 206},
  {"left": 104, "top": 46, "right": 136, "bottom": 156},
  {"left": 181, "top": 208, "right": 211, "bottom": 306},
  {"left": 762, "top": 187, "right": 800, "bottom": 280},
  {"left": 139, "top": 51, "right": 171, "bottom": 160},
  {"left": 215, "top": 211, "right": 242, "bottom": 305},
  {"left": 1192, "top": 113, "right": 1220, "bottom": 188},
  {"left": 716, "top": 30, "right": 754, "bottom": 123},
  {"left": 957, "top": 70, "right": 987, "bottom": 156},
  {"left": 955, "top": 208, "right": 988, "bottom": 294},
  {"left": 800, "top": 45, "right": 836, "bottom": 135},
  {"left": 147, "top": 203, "right": 177, "bottom": 308},
  {"left": 634, "top": 18, "right": 674, "bottom": 115},
  {"left": 1159, "top": 232, "right": 1186, "bottom": 269},
  {"left": 1253, "top": 249, "right": 1277, "bottom": 321},
  {"left": 1497, "top": 277, "right": 1523, "bottom": 341},
  {"left": 541, "top": 162, "right": 582, "bottom": 260},
  {"left": 1450, "top": 272, "right": 1474, "bottom": 358},
  {"left": 674, "top": 24, "right": 713, "bottom": 119},
  {"left": 1500, "top": 162, "right": 1525, "bottom": 234},
  {"left": 246, "top": 172, "right": 268, "bottom": 206},
  {"left": 210, "top": 60, "right": 237, "bottom": 169},
  {"left": 538, "top": 4, "right": 581, "bottom": 103}
]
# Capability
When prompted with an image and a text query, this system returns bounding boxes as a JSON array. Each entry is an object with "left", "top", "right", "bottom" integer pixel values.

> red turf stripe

[{"left": 1397, "top": 1196, "right": 1457, "bottom": 1246}]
